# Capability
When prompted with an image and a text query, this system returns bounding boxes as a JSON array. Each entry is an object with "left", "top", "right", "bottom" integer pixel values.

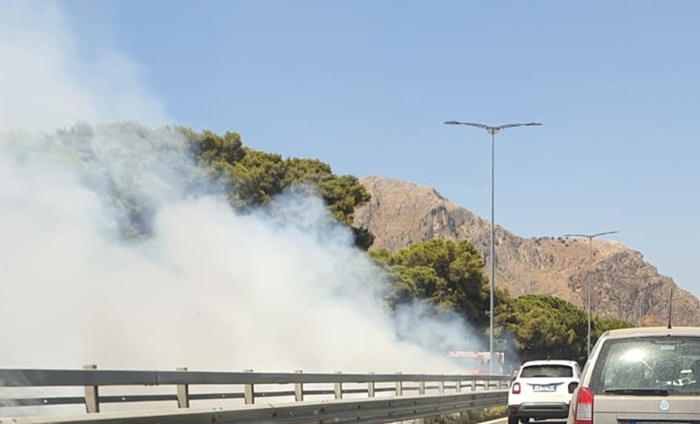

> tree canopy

[
  {"left": 371, "top": 239, "right": 509, "bottom": 332},
  {"left": 179, "top": 127, "right": 373, "bottom": 249},
  {"left": 497, "top": 294, "right": 589, "bottom": 363},
  {"left": 372, "top": 239, "right": 634, "bottom": 365}
]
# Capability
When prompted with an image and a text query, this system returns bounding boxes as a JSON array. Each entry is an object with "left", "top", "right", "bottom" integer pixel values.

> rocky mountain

[{"left": 353, "top": 176, "right": 700, "bottom": 326}]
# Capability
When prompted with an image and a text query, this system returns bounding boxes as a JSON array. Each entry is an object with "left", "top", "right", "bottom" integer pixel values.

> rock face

[{"left": 353, "top": 176, "right": 700, "bottom": 326}]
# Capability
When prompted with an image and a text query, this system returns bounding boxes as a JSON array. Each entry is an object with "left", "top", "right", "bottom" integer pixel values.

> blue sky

[{"left": 5, "top": 1, "right": 700, "bottom": 298}]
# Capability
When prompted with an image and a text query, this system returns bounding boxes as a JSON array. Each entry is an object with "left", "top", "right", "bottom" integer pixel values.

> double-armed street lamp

[
  {"left": 444, "top": 120, "right": 542, "bottom": 374},
  {"left": 562, "top": 231, "right": 620, "bottom": 357}
]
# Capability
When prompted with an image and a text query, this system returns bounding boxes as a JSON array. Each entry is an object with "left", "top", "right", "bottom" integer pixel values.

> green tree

[
  {"left": 180, "top": 128, "right": 245, "bottom": 181},
  {"left": 370, "top": 239, "right": 493, "bottom": 327},
  {"left": 179, "top": 128, "right": 373, "bottom": 249},
  {"left": 497, "top": 294, "right": 589, "bottom": 364}
]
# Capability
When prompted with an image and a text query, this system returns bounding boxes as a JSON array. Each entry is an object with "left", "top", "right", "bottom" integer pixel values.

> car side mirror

[{"left": 568, "top": 381, "right": 579, "bottom": 394}]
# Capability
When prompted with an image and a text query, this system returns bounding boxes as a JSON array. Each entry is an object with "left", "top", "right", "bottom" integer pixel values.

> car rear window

[
  {"left": 589, "top": 335, "right": 700, "bottom": 396},
  {"left": 520, "top": 364, "right": 573, "bottom": 378}
]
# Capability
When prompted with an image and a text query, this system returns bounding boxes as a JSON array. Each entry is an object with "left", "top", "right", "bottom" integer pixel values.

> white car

[{"left": 508, "top": 359, "right": 581, "bottom": 424}]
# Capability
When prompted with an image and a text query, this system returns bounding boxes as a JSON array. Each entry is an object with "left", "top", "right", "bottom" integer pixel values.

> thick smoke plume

[
  {"left": 0, "top": 1, "right": 484, "bottom": 377},
  {"left": 0, "top": 123, "right": 478, "bottom": 374}
]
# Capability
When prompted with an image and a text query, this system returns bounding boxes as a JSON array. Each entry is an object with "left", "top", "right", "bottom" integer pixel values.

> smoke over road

[{"left": 0, "top": 1, "right": 481, "bottom": 375}]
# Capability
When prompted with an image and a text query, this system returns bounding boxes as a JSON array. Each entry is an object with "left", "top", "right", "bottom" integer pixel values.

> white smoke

[
  {"left": 394, "top": 302, "right": 482, "bottom": 353},
  {"left": 0, "top": 1, "right": 480, "bottom": 377},
  {"left": 0, "top": 124, "right": 473, "bottom": 374},
  {"left": 0, "top": 1, "right": 166, "bottom": 130}
]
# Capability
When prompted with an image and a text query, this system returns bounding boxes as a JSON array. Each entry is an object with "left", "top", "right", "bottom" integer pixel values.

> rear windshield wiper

[{"left": 603, "top": 388, "right": 670, "bottom": 396}]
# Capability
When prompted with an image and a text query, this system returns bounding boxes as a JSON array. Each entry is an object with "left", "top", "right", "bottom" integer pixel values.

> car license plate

[{"left": 533, "top": 384, "right": 556, "bottom": 392}]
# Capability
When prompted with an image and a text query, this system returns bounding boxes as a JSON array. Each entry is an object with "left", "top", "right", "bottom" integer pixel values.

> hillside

[{"left": 353, "top": 176, "right": 700, "bottom": 326}]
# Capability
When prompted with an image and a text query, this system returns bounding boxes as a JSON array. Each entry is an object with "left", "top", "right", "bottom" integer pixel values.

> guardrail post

[
  {"left": 334, "top": 372, "right": 343, "bottom": 399},
  {"left": 470, "top": 378, "right": 476, "bottom": 391},
  {"left": 456, "top": 378, "right": 462, "bottom": 393},
  {"left": 176, "top": 367, "right": 189, "bottom": 408},
  {"left": 244, "top": 369, "right": 255, "bottom": 405},
  {"left": 418, "top": 379, "right": 425, "bottom": 395},
  {"left": 83, "top": 364, "right": 99, "bottom": 413},
  {"left": 395, "top": 372, "right": 402, "bottom": 397},
  {"left": 367, "top": 372, "right": 375, "bottom": 398},
  {"left": 438, "top": 375, "right": 444, "bottom": 394},
  {"left": 294, "top": 370, "right": 304, "bottom": 402}
]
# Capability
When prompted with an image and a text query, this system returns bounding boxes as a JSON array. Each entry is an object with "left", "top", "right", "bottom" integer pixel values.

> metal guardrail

[{"left": 0, "top": 366, "right": 512, "bottom": 424}]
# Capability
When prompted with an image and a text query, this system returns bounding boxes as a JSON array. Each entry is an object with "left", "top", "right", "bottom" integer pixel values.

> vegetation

[
  {"left": 38, "top": 123, "right": 372, "bottom": 247},
  {"left": 370, "top": 239, "right": 509, "bottom": 329},
  {"left": 179, "top": 127, "right": 373, "bottom": 249},
  {"left": 373, "top": 239, "right": 633, "bottom": 366},
  {"left": 497, "top": 294, "right": 589, "bottom": 363}
]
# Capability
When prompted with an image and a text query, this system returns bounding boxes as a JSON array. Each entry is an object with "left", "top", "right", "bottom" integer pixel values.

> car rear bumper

[{"left": 508, "top": 402, "right": 570, "bottom": 419}]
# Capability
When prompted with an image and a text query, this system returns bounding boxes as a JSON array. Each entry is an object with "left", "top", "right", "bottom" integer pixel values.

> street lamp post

[
  {"left": 562, "top": 231, "right": 619, "bottom": 357},
  {"left": 445, "top": 120, "right": 542, "bottom": 374}
]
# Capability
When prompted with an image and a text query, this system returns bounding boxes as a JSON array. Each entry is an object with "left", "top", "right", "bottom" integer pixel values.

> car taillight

[
  {"left": 511, "top": 382, "right": 521, "bottom": 394},
  {"left": 573, "top": 387, "right": 594, "bottom": 424}
]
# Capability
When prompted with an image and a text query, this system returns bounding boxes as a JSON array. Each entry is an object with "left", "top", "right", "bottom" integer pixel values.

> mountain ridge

[{"left": 353, "top": 176, "right": 700, "bottom": 326}]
